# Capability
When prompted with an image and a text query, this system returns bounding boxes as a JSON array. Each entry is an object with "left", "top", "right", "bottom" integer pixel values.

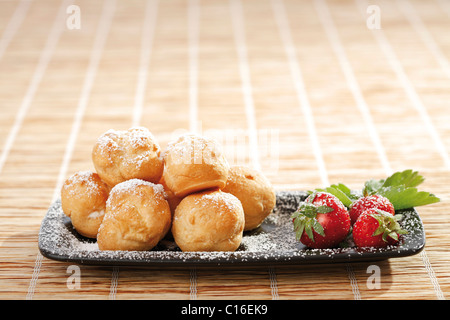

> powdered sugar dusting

[
  {"left": 105, "top": 179, "right": 167, "bottom": 218},
  {"left": 109, "top": 178, "right": 165, "bottom": 198},
  {"left": 94, "top": 127, "right": 161, "bottom": 169},
  {"left": 127, "top": 127, "right": 155, "bottom": 148},
  {"left": 62, "top": 171, "right": 104, "bottom": 197},
  {"left": 38, "top": 191, "right": 426, "bottom": 265},
  {"left": 163, "top": 133, "right": 224, "bottom": 165},
  {"left": 95, "top": 130, "right": 120, "bottom": 164},
  {"left": 194, "top": 191, "right": 241, "bottom": 212}
]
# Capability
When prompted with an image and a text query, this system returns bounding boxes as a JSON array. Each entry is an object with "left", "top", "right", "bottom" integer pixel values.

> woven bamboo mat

[{"left": 0, "top": 0, "right": 449, "bottom": 300}]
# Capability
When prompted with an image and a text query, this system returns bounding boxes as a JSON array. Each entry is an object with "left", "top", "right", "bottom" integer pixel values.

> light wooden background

[{"left": 0, "top": 0, "right": 449, "bottom": 300}]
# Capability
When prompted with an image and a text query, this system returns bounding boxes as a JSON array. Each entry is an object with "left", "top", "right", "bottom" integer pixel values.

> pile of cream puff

[{"left": 61, "top": 127, "right": 276, "bottom": 252}]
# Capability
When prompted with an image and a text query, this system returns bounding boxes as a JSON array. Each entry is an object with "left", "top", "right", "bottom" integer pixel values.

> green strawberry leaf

[
  {"left": 363, "top": 179, "right": 384, "bottom": 196},
  {"left": 369, "top": 210, "right": 408, "bottom": 242},
  {"left": 376, "top": 185, "right": 440, "bottom": 210},
  {"left": 313, "top": 170, "right": 439, "bottom": 211},
  {"left": 292, "top": 194, "right": 333, "bottom": 243},
  {"left": 298, "top": 203, "right": 318, "bottom": 218},
  {"left": 364, "top": 169, "right": 424, "bottom": 195},
  {"left": 305, "top": 220, "right": 314, "bottom": 241},
  {"left": 311, "top": 219, "right": 325, "bottom": 236},
  {"left": 316, "top": 205, "right": 334, "bottom": 214},
  {"left": 388, "top": 232, "right": 399, "bottom": 241},
  {"left": 314, "top": 183, "right": 355, "bottom": 208},
  {"left": 363, "top": 170, "right": 440, "bottom": 210},
  {"left": 382, "top": 169, "right": 424, "bottom": 189},
  {"left": 293, "top": 217, "right": 305, "bottom": 241}
]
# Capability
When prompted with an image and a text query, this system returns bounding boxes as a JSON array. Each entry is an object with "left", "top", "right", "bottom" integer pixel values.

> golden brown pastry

[
  {"left": 162, "top": 134, "right": 229, "bottom": 197},
  {"left": 61, "top": 171, "right": 109, "bottom": 238},
  {"left": 222, "top": 165, "right": 276, "bottom": 231},
  {"left": 97, "top": 179, "right": 171, "bottom": 251},
  {"left": 159, "top": 175, "right": 183, "bottom": 217},
  {"left": 92, "top": 127, "right": 164, "bottom": 187},
  {"left": 158, "top": 175, "right": 183, "bottom": 240},
  {"left": 172, "top": 189, "right": 245, "bottom": 252}
]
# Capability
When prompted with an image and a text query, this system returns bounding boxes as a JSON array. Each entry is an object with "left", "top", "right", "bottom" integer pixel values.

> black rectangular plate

[{"left": 38, "top": 191, "right": 426, "bottom": 267}]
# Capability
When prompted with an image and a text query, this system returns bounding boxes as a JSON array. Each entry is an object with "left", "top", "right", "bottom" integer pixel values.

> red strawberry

[
  {"left": 349, "top": 195, "right": 395, "bottom": 225},
  {"left": 292, "top": 192, "right": 351, "bottom": 249},
  {"left": 352, "top": 209, "right": 407, "bottom": 248}
]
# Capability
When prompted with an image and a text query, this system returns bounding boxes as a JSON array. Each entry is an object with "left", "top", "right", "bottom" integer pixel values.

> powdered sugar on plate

[{"left": 38, "top": 191, "right": 426, "bottom": 266}]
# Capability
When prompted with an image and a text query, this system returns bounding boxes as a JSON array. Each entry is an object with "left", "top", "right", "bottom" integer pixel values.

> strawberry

[
  {"left": 352, "top": 209, "right": 407, "bottom": 248},
  {"left": 349, "top": 194, "right": 395, "bottom": 225},
  {"left": 292, "top": 192, "right": 351, "bottom": 249}
]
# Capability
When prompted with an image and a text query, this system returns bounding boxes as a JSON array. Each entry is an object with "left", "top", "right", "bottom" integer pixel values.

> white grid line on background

[
  {"left": 23, "top": 0, "right": 72, "bottom": 300},
  {"left": 356, "top": 0, "right": 445, "bottom": 300},
  {"left": 132, "top": 0, "right": 159, "bottom": 128},
  {"left": 109, "top": 267, "right": 120, "bottom": 300},
  {"left": 421, "top": 250, "right": 445, "bottom": 300},
  {"left": 271, "top": 0, "right": 360, "bottom": 300},
  {"left": 435, "top": 0, "right": 450, "bottom": 19},
  {"left": 230, "top": 0, "right": 261, "bottom": 172},
  {"left": 230, "top": 0, "right": 284, "bottom": 300},
  {"left": 188, "top": 0, "right": 200, "bottom": 135},
  {"left": 356, "top": 0, "right": 450, "bottom": 170},
  {"left": 52, "top": 0, "right": 116, "bottom": 201},
  {"left": 271, "top": 0, "right": 329, "bottom": 188},
  {"left": 27, "top": 0, "right": 117, "bottom": 300},
  {"left": 0, "top": 0, "right": 31, "bottom": 61},
  {"left": 346, "top": 263, "right": 362, "bottom": 300},
  {"left": 269, "top": 266, "right": 279, "bottom": 300},
  {"left": 188, "top": 0, "right": 200, "bottom": 300},
  {"left": 314, "top": 0, "right": 393, "bottom": 176},
  {"left": 231, "top": 0, "right": 279, "bottom": 300},
  {"left": 397, "top": 0, "right": 450, "bottom": 80},
  {"left": 190, "top": 267, "right": 198, "bottom": 300},
  {"left": 0, "top": 0, "right": 68, "bottom": 176}
]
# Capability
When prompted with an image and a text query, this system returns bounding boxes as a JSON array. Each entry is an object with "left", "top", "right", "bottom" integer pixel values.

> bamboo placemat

[{"left": 0, "top": 0, "right": 449, "bottom": 300}]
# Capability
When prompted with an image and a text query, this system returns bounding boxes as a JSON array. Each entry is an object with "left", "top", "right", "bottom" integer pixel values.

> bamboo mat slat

[{"left": 0, "top": 0, "right": 450, "bottom": 300}]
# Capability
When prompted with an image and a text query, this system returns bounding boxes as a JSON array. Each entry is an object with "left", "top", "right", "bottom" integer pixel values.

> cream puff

[
  {"left": 162, "top": 134, "right": 229, "bottom": 197},
  {"left": 92, "top": 127, "right": 164, "bottom": 187},
  {"left": 222, "top": 165, "right": 276, "bottom": 231},
  {"left": 172, "top": 189, "right": 244, "bottom": 252},
  {"left": 61, "top": 171, "right": 109, "bottom": 238},
  {"left": 97, "top": 179, "right": 171, "bottom": 251}
]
